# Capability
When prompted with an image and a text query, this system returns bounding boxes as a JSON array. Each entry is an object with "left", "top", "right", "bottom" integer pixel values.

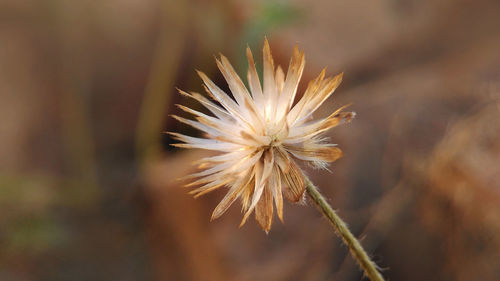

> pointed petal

[
  {"left": 274, "top": 147, "right": 291, "bottom": 173},
  {"left": 216, "top": 55, "right": 252, "bottom": 106},
  {"left": 168, "top": 132, "right": 242, "bottom": 152},
  {"left": 283, "top": 45, "right": 305, "bottom": 106},
  {"left": 286, "top": 108, "right": 355, "bottom": 143},
  {"left": 240, "top": 177, "right": 254, "bottom": 213},
  {"left": 216, "top": 55, "right": 264, "bottom": 129},
  {"left": 285, "top": 144, "right": 343, "bottom": 163},
  {"left": 181, "top": 160, "right": 235, "bottom": 180},
  {"left": 240, "top": 161, "right": 265, "bottom": 226},
  {"left": 295, "top": 72, "right": 344, "bottom": 125},
  {"left": 261, "top": 149, "right": 274, "bottom": 185},
  {"left": 255, "top": 184, "right": 273, "bottom": 232},
  {"left": 275, "top": 65, "right": 285, "bottom": 94},
  {"left": 170, "top": 115, "right": 221, "bottom": 137},
  {"left": 280, "top": 159, "right": 306, "bottom": 202},
  {"left": 270, "top": 166, "right": 284, "bottom": 222},
  {"left": 195, "top": 116, "right": 253, "bottom": 145},
  {"left": 190, "top": 178, "right": 232, "bottom": 197},
  {"left": 197, "top": 70, "right": 253, "bottom": 129},
  {"left": 186, "top": 149, "right": 263, "bottom": 187},
  {"left": 240, "top": 130, "right": 271, "bottom": 146},
  {"left": 175, "top": 104, "right": 239, "bottom": 136},
  {"left": 174, "top": 105, "right": 257, "bottom": 146},
  {"left": 192, "top": 150, "right": 250, "bottom": 165},
  {"left": 287, "top": 69, "right": 326, "bottom": 126},
  {"left": 246, "top": 46, "right": 264, "bottom": 111},
  {"left": 276, "top": 45, "right": 305, "bottom": 119},
  {"left": 185, "top": 169, "right": 231, "bottom": 188},
  {"left": 262, "top": 38, "right": 278, "bottom": 120},
  {"left": 211, "top": 171, "right": 253, "bottom": 220},
  {"left": 177, "top": 89, "right": 232, "bottom": 121}
]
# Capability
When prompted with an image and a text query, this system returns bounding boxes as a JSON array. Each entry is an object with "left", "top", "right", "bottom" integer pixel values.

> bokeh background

[{"left": 1, "top": 0, "right": 500, "bottom": 280}]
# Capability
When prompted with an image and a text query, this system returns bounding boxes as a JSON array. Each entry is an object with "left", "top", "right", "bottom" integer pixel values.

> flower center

[{"left": 266, "top": 134, "right": 280, "bottom": 148}]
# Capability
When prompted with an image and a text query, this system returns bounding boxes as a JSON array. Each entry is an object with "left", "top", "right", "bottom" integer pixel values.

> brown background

[{"left": 1, "top": 0, "right": 499, "bottom": 280}]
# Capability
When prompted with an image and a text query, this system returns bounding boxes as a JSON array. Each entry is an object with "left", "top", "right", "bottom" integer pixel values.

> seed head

[{"left": 170, "top": 38, "right": 354, "bottom": 232}]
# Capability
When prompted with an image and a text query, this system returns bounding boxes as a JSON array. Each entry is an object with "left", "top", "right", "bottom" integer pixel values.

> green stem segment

[{"left": 305, "top": 177, "right": 385, "bottom": 281}]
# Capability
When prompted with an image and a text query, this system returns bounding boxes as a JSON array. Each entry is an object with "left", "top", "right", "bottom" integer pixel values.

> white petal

[
  {"left": 197, "top": 70, "right": 255, "bottom": 130},
  {"left": 286, "top": 107, "right": 354, "bottom": 143},
  {"left": 262, "top": 38, "right": 278, "bottom": 122},
  {"left": 177, "top": 89, "right": 233, "bottom": 121},
  {"left": 276, "top": 45, "right": 305, "bottom": 120},
  {"left": 169, "top": 132, "right": 243, "bottom": 152},
  {"left": 246, "top": 46, "right": 265, "bottom": 114}
]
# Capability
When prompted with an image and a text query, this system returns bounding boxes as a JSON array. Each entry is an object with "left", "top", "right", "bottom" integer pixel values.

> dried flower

[{"left": 170, "top": 39, "right": 354, "bottom": 232}]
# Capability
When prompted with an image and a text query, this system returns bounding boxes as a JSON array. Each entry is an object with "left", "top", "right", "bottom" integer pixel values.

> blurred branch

[
  {"left": 135, "top": 0, "right": 187, "bottom": 167},
  {"left": 56, "top": 0, "right": 99, "bottom": 205}
]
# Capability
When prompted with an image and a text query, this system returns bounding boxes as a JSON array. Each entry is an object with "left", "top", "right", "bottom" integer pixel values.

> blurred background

[{"left": 1, "top": 0, "right": 499, "bottom": 280}]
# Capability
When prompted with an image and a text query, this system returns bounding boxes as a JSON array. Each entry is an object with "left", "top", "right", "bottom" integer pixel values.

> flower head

[{"left": 170, "top": 39, "right": 354, "bottom": 232}]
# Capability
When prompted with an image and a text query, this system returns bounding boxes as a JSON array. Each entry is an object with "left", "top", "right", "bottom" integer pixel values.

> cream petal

[
  {"left": 239, "top": 130, "right": 271, "bottom": 146},
  {"left": 190, "top": 178, "right": 232, "bottom": 197},
  {"left": 197, "top": 70, "right": 254, "bottom": 130},
  {"left": 217, "top": 56, "right": 265, "bottom": 131},
  {"left": 193, "top": 150, "right": 250, "bottom": 165},
  {"left": 181, "top": 160, "right": 237, "bottom": 180},
  {"left": 177, "top": 89, "right": 233, "bottom": 121},
  {"left": 246, "top": 46, "right": 265, "bottom": 113},
  {"left": 240, "top": 178, "right": 254, "bottom": 214},
  {"left": 216, "top": 55, "right": 253, "bottom": 106},
  {"left": 231, "top": 150, "right": 264, "bottom": 175},
  {"left": 170, "top": 115, "right": 223, "bottom": 138},
  {"left": 174, "top": 104, "right": 257, "bottom": 146},
  {"left": 196, "top": 117, "right": 252, "bottom": 145},
  {"left": 211, "top": 171, "right": 253, "bottom": 220},
  {"left": 287, "top": 69, "right": 326, "bottom": 126},
  {"left": 185, "top": 170, "right": 231, "bottom": 188},
  {"left": 261, "top": 149, "right": 275, "bottom": 183},
  {"left": 170, "top": 143, "right": 238, "bottom": 152},
  {"left": 186, "top": 149, "right": 263, "bottom": 188},
  {"left": 175, "top": 104, "right": 239, "bottom": 135},
  {"left": 276, "top": 45, "right": 305, "bottom": 120},
  {"left": 286, "top": 109, "right": 355, "bottom": 143},
  {"left": 294, "top": 73, "right": 343, "bottom": 125},
  {"left": 168, "top": 132, "right": 242, "bottom": 152},
  {"left": 218, "top": 57, "right": 261, "bottom": 112},
  {"left": 274, "top": 147, "right": 292, "bottom": 173},
  {"left": 262, "top": 38, "right": 278, "bottom": 121}
]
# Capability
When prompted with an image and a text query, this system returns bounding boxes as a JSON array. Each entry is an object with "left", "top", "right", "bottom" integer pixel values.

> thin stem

[{"left": 305, "top": 177, "right": 385, "bottom": 281}]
